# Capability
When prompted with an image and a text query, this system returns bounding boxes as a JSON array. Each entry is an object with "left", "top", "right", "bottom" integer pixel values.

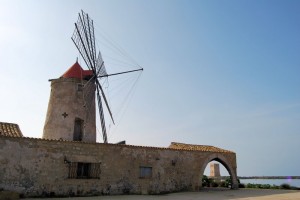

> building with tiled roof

[
  {"left": 0, "top": 135, "right": 238, "bottom": 197},
  {"left": 0, "top": 122, "right": 23, "bottom": 137},
  {"left": 169, "top": 142, "right": 234, "bottom": 153}
]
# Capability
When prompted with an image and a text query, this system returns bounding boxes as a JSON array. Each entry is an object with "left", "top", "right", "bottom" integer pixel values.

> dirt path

[{"left": 24, "top": 189, "right": 300, "bottom": 200}]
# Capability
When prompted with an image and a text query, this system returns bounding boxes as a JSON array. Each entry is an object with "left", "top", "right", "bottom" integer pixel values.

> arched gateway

[
  {"left": 169, "top": 142, "right": 239, "bottom": 190},
  {"left": 200, "top": 154, "right": 239, "bottom": 188}
]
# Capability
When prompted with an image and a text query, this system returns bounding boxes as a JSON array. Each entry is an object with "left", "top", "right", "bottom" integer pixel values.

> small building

[
  {"left": 0, "top": 134, "right": 238, "bottom": 197},
  {"left": 0, "top": 62, "right": 238, "bottom": 197}
]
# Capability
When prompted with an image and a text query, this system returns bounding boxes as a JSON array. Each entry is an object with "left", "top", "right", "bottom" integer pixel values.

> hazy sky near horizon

[{"left": 0, "top": 0, "right": 299, "bottom": 176}]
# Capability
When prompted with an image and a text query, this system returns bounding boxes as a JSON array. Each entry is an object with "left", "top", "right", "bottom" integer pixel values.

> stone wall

[
  {"left": 43, "top": 78, "right": 96, "bottom": 142},
  {"left": 0, "top": 136, "right": 238, "bottom": 197}
]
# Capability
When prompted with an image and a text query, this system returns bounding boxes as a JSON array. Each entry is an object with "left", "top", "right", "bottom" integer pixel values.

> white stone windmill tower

[{"left": 43, "top": 10, "right": 143, "bottom": 143}]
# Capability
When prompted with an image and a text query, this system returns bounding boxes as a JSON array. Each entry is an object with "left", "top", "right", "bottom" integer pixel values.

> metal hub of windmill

[{"left": 71, "top": 10, "right": 143, "bottom": 143}]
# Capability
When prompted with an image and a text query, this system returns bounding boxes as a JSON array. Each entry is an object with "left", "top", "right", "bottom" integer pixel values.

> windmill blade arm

[
  {"left": 96, "top": 79, "right": 115, "bottom": 125},
  {"left": 72, "top": 11, "right": 97, "bottom": 72},
  {"left": 96, "top": 86, "right": 108, "bottom": 143},
  {"left": 71, "top": 36, "right": 92, "bottom": 70},
  {"left": 98, "top": 68, "right": 143, "bottom": 78}
]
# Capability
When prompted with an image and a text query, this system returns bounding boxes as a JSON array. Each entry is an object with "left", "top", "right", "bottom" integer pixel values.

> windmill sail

[
  {"left": 72, "top": 10, "right": 97, "bottom": 70},
  {"left": 96, "top": 51, "right": 107, "bottom": 77},
  {"left": 71, "top": 10, "right": 143, "bottom": 143},
  {"left": 72, "top": 10, "right": 112, "bottom": 143}
]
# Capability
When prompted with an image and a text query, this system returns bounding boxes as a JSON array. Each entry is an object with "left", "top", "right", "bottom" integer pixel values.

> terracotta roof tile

[
  {"left": 0, "top": 122, "right": 23, "bottom": 137},
  {"left": 61, "top": 61, "right": 93, "bottom": 79},
  {"left": 169, "top": 142, "right": 234, "bottom": 153}
]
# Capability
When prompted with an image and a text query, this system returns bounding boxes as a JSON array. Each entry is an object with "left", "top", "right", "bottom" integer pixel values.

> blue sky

[{"left": 0, "top": 0, "right": 299, "bottom": 176}]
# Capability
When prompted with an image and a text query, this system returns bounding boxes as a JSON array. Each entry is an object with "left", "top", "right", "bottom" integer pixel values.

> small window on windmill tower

[
  {"left": 77, "top": 83, "right": 84, "bottom": 91},
  {"left": 73, "top": 118, "right": 84, "bottom": 141}
]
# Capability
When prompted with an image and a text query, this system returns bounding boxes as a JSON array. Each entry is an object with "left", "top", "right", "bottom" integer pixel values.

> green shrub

[
  {"left": 255, "top": 184, "right": 262, "bottom": 188},
  {"left": 270, "top": 184, "right": 280, "bottom": 189},
  {"left": 290, "top": 186, "right": 299, "bottom": 190},
  {"left": 219, "top": 181, "right": 227, "bottom": 187},
  {"left": 211, "top": 182, "right": 219, "bottom": 187},
  {"left": 280, "top": 183, "right": 291, "bottom": 189},
  {"left": 202, "top": 175, "right": 210, "bottom": 187},
  {"left": 244, "top": 183, "right": 299, "bottom": 190},
  {"left": 262, "top": 184, "right": 271, "bottom": 189},
  {"left": 225, "top": 178, "right": 232, "bottom": 188}
]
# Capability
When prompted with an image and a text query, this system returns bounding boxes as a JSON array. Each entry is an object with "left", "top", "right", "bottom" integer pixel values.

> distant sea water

[{"left": 240, "top": 179, "right": 300, "bottom": 188}]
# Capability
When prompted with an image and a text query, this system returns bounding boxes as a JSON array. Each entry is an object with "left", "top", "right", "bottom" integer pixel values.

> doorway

[{"left": 73, "top": 118, "right": 84, "bottom": 141}]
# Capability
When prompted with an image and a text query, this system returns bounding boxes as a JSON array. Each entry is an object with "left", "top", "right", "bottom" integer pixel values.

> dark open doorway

[{"left": 73, "top": 118, "right": 84, "bottom": 141}]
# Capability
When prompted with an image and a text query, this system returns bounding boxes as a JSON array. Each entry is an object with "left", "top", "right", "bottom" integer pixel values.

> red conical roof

[{"left": 61, "top": 61, "right": 93, "bottom": 79}]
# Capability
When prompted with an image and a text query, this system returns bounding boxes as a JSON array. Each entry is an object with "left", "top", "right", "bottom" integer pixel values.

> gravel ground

[{"left": 24, "top": 188, "right": 300, "bottom": 200}]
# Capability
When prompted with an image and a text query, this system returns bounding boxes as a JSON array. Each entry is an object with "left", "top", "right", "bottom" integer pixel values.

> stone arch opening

[
  {"left": 199, "top": 154, "right": 238, "bottom": 189},
  {"left": 205, "top": 160, "right": 229, "bottom": 177}
]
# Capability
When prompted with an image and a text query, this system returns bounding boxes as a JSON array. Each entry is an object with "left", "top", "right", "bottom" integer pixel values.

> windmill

[{"left": 71, "top": 10, "right": 143, "bottom": 143}]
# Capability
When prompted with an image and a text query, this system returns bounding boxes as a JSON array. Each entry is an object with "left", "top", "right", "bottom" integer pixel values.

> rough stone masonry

[{"left": 0, "top": 135, "right": 238, "bottom": 197}]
